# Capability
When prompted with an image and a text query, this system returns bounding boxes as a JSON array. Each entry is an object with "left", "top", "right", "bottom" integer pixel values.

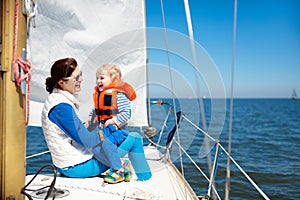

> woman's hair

[
  {"left": 96, "top": 64, "right": 122, "bottom": 81},
  {"left": 45, "top": 57, "right": 78, "bottom": 93}
]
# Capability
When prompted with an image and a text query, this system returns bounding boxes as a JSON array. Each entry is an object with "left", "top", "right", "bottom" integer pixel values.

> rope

[
  {"left": 21, "top": 164, "right": 57, "bottom": 200},
  {"left": 144, "top": 134, "right": 167, "bottom": 150},
  {"left": 13, "top": 0, "right": 19, "bottom": 62},
  {"left": 12, "top": 0, "right": 33, "bottom": 126}
]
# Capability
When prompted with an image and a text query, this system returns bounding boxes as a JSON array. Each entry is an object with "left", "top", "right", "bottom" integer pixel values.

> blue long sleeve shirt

[
  {"left": 48, "top": 103, "right": 122, "bottom": 169},
  {"left": 48, "top": 103, "right": 99, "bottom": 148}
]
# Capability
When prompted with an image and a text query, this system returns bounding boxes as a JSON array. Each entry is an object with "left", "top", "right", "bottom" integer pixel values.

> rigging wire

[
  {"left": 158, "top": 0, "right": 183, "bottom": 176},
  {"left": 183, "top": 0, "right": 212, "bottom": 174},
  {"left": 225, "top": 0, "right": 237, "bottom": 199},
  {"left": 146, "top": 59, "right": 152, "bottom": 125}
]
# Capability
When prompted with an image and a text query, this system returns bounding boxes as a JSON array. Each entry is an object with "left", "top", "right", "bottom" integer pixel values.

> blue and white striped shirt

[{"left": 113, "top": 92, "right": 132, "bottom": 126}]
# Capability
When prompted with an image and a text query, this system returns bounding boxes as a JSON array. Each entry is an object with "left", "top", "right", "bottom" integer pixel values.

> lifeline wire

[{"left": 183, "top": 114, "right": 270, "bottom": 200}]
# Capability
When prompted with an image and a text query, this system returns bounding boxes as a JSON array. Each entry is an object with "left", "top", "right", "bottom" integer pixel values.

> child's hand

[{"left": 104, "top": 119, "right": 118, "bottom": 129}]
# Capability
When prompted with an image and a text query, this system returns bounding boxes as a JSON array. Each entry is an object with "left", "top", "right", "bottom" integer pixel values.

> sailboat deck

[{"left": 25, "top": 146, "right": 198, "bottom": 200}]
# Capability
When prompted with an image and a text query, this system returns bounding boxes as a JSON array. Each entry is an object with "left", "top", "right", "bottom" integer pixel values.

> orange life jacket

[{"left": 93, "top": 82, "right": 136, "bottom": 122}]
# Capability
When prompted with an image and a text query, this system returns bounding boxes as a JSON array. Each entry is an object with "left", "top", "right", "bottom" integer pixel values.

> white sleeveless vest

[{"left": 41, "top": 89, "right": 93, "bottom": 168}]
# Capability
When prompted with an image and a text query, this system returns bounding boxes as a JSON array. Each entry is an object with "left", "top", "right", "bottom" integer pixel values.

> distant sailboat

[{"left": 292, "top": 89, "right": 298, "bottom": 100}]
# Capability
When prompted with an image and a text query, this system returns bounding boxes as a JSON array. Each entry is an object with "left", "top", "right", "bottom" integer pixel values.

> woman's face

[{"left": 59, "top": 67, "right": 83, "bottom": 94}]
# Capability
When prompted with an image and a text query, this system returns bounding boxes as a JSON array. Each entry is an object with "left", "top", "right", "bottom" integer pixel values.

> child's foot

[
  {"left": 123, "top": 160, "right": 132, "bottom": 182},
  {"left": 104, "top": 160, "right": 132, "bottom": 184},
  {"left": 104, "top": 170, "right": 124, "bottom": 184}
]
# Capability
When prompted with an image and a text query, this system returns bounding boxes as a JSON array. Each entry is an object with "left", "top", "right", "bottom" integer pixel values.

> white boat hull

[{"left": 25, "top": 146, "right": 198, "bottom": 200}]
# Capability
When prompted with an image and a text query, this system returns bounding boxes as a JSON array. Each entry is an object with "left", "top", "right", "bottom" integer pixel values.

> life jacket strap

[
  {"left": 95, "top": 109, "right": 119, "bottom": 116},
  {"left": 98, "top": 130, "right": 104, "bottom": 141}
]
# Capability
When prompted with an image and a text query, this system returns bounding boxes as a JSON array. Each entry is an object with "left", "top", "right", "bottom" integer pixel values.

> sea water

[{"left": 26, "top": 98, "right": 300, "bottom": 200}]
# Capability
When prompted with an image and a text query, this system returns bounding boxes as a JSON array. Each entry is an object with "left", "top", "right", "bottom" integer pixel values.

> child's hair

[{"left": 96, "top": 64, "right": 122, "bottom": 81}]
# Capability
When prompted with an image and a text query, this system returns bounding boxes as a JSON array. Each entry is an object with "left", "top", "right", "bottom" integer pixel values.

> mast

[{"left": 1, "top": 0, "right": 27, "bottom": 199}]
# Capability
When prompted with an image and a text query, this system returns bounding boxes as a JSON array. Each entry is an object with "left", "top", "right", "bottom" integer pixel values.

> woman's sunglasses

[{"left": 63, "top": 71, "right": 82, "bottom": 81}]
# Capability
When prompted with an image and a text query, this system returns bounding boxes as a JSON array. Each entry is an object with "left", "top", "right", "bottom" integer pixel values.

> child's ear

[
  {"left": 111, "top": 76, "right": 117, "bottom": 82},
  {"left": 112, "top": 75, "right": 121, "bottom": 83}
]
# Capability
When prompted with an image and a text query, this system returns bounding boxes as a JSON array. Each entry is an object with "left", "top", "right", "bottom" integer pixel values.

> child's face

[{"left": 96, "top": 71, "right": 112, "bottom": 91}]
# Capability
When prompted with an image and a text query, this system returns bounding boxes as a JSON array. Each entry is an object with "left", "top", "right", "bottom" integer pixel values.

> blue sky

[{"left": 145, "top": 0, "right": 300, "bottom": 98}]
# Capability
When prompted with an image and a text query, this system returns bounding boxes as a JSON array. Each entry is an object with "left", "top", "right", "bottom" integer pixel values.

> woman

[{"left": 41, "top": 57, "right": 151, "bottom": 182}]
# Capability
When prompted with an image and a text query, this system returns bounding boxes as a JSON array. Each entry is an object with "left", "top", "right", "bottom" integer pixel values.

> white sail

[
  {"left": 292, "top": 88, "right": 297, "bottom": 99},
  {"left": 28, "top": 0, "right": 148, "bottom": 127}
]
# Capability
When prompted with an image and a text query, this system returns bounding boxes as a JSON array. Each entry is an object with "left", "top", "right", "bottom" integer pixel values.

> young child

[{"left": 86, "top": 64, "right": 136, "bottom": 184}]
